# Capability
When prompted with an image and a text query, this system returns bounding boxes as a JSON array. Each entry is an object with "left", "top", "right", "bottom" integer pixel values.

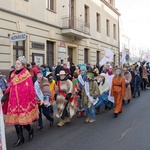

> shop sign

[
  {"left": 32, "top": 42, "right": 45, "bottom": 49},
  {"left": 10, "top": 32, "right": 26, "bottom": 42}
]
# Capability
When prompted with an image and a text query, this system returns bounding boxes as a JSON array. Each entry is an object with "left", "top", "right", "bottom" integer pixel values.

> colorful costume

[
  {"left": 4, "top": 68, "right": 39, "bottom": 125},
  {"left": 111, "top": 75, "right": 126, "bottom": 117},
  {"left": 55, "top": 70, "right": 75, "bottom": 127},
  {"left": 123, "top": 71, "right": 132, "bottom": 103},
  {"left": 81, "top": 71, "right": 100, "bottom": 123}
]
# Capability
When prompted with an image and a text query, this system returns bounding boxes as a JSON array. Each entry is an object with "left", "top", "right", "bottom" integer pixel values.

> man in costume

[{"left": 55, "top": 70, "right": 75, "bottom": 127}]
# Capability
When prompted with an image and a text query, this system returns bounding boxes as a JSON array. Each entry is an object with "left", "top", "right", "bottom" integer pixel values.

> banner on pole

[{"left": 99, "top": 48, "right": 114, "bottom": 66}]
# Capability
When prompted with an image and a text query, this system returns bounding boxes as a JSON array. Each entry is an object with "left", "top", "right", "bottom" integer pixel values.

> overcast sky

[{"left": 116, "top": 0, "right": 150, "bottom": 48}]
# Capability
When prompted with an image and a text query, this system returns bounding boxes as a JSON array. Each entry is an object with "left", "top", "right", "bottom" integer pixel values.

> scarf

[
  {"left": 99, "top": 73, "right": 110, "bottom": 94},
  {"left": 34, "top": 81, "right": 44, "bottom": 102},
  {"left": 107, "top": 71, "right": 113, "bottom": 76}
]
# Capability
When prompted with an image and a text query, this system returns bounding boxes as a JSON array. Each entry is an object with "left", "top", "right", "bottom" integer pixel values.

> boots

[
  {"left": 13, "top": 125, "right": 24, "bottom": 147},
  {"left": 24, "top": 124, "right": 34, "bottom": 141}
]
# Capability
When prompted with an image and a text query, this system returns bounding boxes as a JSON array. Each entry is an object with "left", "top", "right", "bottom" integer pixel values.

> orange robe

[{"left": 111, "top": 76, "right": 126, "bottom": 114}]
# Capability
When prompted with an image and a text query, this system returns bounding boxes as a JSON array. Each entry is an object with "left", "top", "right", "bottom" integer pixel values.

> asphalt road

[{"left": 5, "top": 90, "right": 150, "bottom": 150}]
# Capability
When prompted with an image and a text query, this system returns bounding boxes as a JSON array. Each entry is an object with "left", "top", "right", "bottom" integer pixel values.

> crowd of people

[{"left": 0, "top": 56, "right": 150, "bottom": 148}]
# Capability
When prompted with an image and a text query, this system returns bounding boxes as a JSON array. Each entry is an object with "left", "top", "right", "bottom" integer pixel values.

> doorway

[
  {"left": 68, "top": 47, "right": 73, "bottom": 66},
  {"left": 47, "top": 41, "right": 54, "bottom": 67}
]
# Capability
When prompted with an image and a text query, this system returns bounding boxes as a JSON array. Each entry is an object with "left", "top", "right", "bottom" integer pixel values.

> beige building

[{"left": 0, "top": 0, "right": 120, "bottom": 75}]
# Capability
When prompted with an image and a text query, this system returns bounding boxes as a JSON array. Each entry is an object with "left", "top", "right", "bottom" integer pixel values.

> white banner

[
  {"left": 144, "top": 53, "right": 150, "bottom": 62},
  {"left": 121, "top": 46, "right": 126, "bottom": 65},
  {"left": 0, "top": 89, "right": 7, "bottom": 150},
  {"left": 99, "top": 49, "right": 114, "bottom": 66}
]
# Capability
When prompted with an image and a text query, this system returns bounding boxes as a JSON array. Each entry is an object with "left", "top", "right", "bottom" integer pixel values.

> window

[
  {"left": 106, "top": 19, "right": 110, "bottom": 36},
  {"left": 97, "top": 51, "right": 100, "bottom": 63},
  {"left": 84, "top": 48, "right": 89, "bottom": 64},
  {"left": 13, "top": 41, "right": 25, "bottom": 65},
  {"left": 96, "top": 13, "right": 101, "bottom": 32},
  {"left": 84, "top": 5, "right": 89, "bottom": 25},
  {"left": 47, "top": 0, "right": 55, "bottom": 12},
  {"left": 109, "top": 0, "right": 113, "bottom": 5},
  {"left": 113, "top": 24, "right": 116, "bottom": 39}
]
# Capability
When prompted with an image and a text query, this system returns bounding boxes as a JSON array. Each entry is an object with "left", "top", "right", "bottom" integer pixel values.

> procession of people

[{"left": 0, "top": 56, "right": 150, "bottom": 149}]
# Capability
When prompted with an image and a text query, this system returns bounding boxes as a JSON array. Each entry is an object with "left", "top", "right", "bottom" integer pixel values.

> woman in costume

[
  {"left": 55, "top": 70, "right": 75, "bottom": 127},
  {"left": 1, "top": 56, "right": 39, "bottom": 147},
  {"left": 111, "top": 68, "right": 126, "bottom": 118},
  {"left": 123, "top": 68, "right": 132, "bottom": 104}
]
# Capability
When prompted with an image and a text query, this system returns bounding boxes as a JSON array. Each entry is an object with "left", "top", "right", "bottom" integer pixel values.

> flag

[
  {"left": 99, "top": 49, "right": 114, "bottom": 66},
  {"left": 121, "top": 45, "right": 126, "bottom": 65}
]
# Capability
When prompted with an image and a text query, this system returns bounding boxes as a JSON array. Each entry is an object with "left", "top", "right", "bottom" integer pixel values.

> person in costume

[
  {"left": 111, "top": 68, "right": 126, "bottom": 118},
  {"left": 96, "top": 73, "right": 110, "bottom": 113},
  {"left": 46, "top": 72, "right": 56, "bottom": 119},
  {"left": 1, "top": 56, "right": 39, "bottom": 147},
  {"left": 55, "top": 70, "right": 75, "bottom": 127},
  {"left": 34, "top": 70, "right": 54, "bottom": 131},
  {"left": 81, "top": 69, "right": 100, "bottom": 123},
  {"left": 123, "top": 68, "right": 132, "bottom": 104},
  {"left": 106, "top": 65, "right": 115, "bottom": 109},
  {"left": 77, "top": 64, "right": 88, "bottom": 117}
]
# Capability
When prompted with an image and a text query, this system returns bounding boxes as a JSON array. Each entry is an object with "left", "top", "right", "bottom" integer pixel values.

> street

[{"left": 5, "top": 90, "right": 150, "bottom": 150}]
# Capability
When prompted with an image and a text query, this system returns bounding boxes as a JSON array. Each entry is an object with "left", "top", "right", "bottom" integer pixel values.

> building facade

[{"left": 0, "top": 0, "right": 120, "bottom": 75}]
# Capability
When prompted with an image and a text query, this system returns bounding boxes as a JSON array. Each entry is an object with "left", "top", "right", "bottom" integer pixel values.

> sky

[{"left": 115, "top": 0, "right": 150, "bottom": 49}]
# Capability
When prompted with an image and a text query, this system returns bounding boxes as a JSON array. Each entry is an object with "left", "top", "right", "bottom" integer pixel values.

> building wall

[{"left": 0, "top": 0, "right": 120, "bottom": 76}]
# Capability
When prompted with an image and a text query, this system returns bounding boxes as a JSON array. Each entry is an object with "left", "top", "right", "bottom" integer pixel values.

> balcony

[{"left": 62, "top": 16, "right": 90, "bottom": 39}]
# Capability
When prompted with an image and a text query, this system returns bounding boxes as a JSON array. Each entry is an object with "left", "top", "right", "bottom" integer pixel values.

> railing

[{"left": 62, "top": 16, "right": 90, "bottom": 35}]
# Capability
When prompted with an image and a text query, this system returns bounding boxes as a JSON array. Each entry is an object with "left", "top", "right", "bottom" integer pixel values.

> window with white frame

[{"left": 47, "top": 0, "right": 55, "bottom": 11}]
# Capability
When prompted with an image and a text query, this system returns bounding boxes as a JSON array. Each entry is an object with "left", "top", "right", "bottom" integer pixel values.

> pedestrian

[
  {"left": 40, "top": 64, "right": 48, "bottom": 77},
  {"left": 30, "top": 62, "right": 39, "bottom": 83},
  {"left": 0, "top": 72, "right": 7, "bottom": 94},
  {"left": 55, "top": 70, "right": 75, "bottom": 127},
  {"left": 9, "top": 66, "right": 15, "bottom": 79},
  {"left": 146, "top": 62, "right": 150, "bottom": 89},
  {"left": 70, "top": 63, "right": 76, "bottom": 77},
  {"left": 81, "top": 69, "right": 100, "bottom": 123},
  {"left": 1, "top": 56, "right": 39, "bottom": 147},
  {"left": 111, "top": 67, "right": 126, "bottom": 118},
  {"left": 55, "top": 62, "right": 63, "bottom": 81},
  {"left": 132, "top": 70, "right": 141, "bottom": 98},
  {"left": 34, "top": 70, "right": 54, "bottom": 131}
]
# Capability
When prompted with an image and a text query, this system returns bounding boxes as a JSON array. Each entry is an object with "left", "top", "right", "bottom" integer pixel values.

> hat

[
  {"left": 18, "top": 56, "right": 27, "bottom": 65},
  {"left": 37, "top": 70, "right": 43, "bottom": 75},
  {"left": 57, "top": 70, "right": 66, "bottom": 76},
  {"left": 46, "top": 72, "right": 53, "bottom": 77},
  {"left": 80, "top": 64, "right": 87, "bottom": 71},
  {"left": 109, "top": 66, "right": 113, "bottom": 69}
]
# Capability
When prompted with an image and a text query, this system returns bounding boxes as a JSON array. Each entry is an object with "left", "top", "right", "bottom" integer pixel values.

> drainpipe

[{"left": 118, "top": 15, "right": 120, "bottom": 66}]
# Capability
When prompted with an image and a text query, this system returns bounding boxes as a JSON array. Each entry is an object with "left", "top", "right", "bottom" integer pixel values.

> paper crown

[
  {"left": 18, "top": 56, "right": 27, "bottom": 65},
  {"left": 80, "top": 64, "right": 87, "bottom": 71}
]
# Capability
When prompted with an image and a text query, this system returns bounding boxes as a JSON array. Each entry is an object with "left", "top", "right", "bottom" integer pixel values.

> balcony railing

[{"left": 62, "top": 16, "right": 90, "bottom": 35}]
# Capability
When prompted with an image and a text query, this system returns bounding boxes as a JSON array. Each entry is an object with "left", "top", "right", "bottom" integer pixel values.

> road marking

[{"left": 118, "top": 121, "right": 136, "bottom": 141}]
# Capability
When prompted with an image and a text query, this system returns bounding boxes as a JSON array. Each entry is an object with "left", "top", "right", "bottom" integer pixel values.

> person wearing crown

[{"left": 1, "top": 56, "right": 39, "bottom": 147}]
